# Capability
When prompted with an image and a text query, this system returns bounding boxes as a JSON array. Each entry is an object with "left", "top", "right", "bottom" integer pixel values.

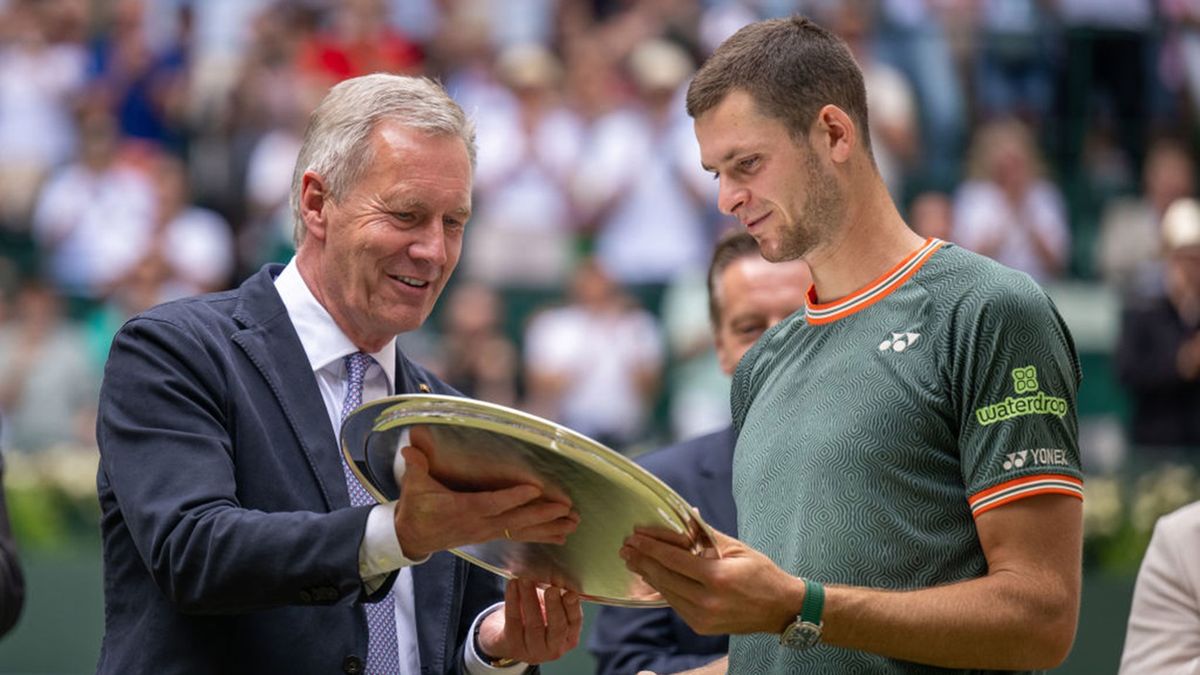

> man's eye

[
  {"left": 392, "top": 212, "right": 415, "bottom": 222},
  {"left": 739, "top": 156, "right": 759, "bottom": 171}
]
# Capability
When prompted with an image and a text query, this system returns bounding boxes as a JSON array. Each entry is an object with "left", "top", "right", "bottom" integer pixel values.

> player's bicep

[{"left": 975, "top": 493, "right": 1082, "bottom": 595}]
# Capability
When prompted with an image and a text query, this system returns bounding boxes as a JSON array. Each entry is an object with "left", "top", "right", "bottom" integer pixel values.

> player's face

[
  {"left": 302, "top": 120, "right": 472, "bottom": 349},
  {"left": 696, "top": 90, "right": 845, "bottom": 263},
  {"left": 713, "top": 255, "right": 812, "bottom": 375}
]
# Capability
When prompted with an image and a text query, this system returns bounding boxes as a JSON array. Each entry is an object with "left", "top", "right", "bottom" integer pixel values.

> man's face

[
  {"left": 301, "top": 120, "right": 472, "bottom": 349},
  {"left": 713, "top": 255, "right": 812, "bottom": 375},
  {"left": 695, "top": 90, "right": 844, "bottom": 263}
]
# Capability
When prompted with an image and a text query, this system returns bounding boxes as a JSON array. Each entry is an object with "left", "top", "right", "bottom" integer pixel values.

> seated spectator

[
  {"left": 953, "top": 118, "right": 1071, "bottom": 283},
  {"left": 1096, "top": 139, "right": 1196, "bottom": 300},
  {"left": 1119, "top": 500, "right": 1200, "bottom": 673},
  {"left": 437, "top": 282, "right": 520, "bottom": 408},
  {"left": 0, "top": 279, "right": 97, "bottom": 453},
  {"left": 465, "top": 43, "right": 584, "bottom": 288},
  {"left": 909, "top": 190, "right": 954, "bottom": 242},
  {"left": 523, "top": 259, "right": 663, "bottom": 450},
  {"left": 30, "top": 106, "right": 156, "bottom": 301},
  {"left": 1114, "top": 197, "right": 1200, "bottom": 450},
  {"left": 588, "top": 231, "right": 811, "bottom": 675}
]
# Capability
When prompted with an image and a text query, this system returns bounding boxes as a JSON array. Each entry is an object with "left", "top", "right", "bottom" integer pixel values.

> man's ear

[
  {"left": 813, "top": 104, "right": 855, "bottom": 164},
  {"left": 299, "top": 170, "right": 331, "bottom": 242}
]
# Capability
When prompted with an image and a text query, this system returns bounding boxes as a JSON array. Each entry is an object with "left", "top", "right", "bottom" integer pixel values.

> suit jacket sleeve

[
  {"left": 0, "top": 454, "right": 24, "bottom": 637},
  {"left": 590, "top": 604, "right": 723, "bottom": 675},
  {"left": 1120, "top": 504, "right": 1200, "bottom": 674},
  {"left": 97, "top": 316, "right": 370, "bottom": 614}
]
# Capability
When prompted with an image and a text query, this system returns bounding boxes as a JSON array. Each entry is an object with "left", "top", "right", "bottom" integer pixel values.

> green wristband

[{"left": 800, "top": 578, "right": 825, "bottom": 625}]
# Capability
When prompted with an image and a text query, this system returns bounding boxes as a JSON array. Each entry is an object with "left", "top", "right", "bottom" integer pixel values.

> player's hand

[
  {"left": 621, "top": 527, "right": 805, "bottom": 636},
  {"left": 477, "top": 579, "right": 583, "bottom": 664},
  {"left": 392, "top": 444, "right": 579, "bottom": 560}
]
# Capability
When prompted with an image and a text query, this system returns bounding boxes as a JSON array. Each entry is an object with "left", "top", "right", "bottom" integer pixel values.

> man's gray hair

[{"left": 290, "top": 74, "right": 477, "bottom": 245}]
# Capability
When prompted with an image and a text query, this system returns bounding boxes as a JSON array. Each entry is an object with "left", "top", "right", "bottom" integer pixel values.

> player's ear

[
  {"left": 813, "top": 104, "right": 854, "bottom": 164},
  {"left": 299, "top": 171, "right": 331, "bottom": 242}
]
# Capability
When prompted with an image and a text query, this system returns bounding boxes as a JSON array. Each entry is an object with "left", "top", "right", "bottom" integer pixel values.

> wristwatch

[{"left": 780, "top": 578, "right": 824, "bottom": 650}]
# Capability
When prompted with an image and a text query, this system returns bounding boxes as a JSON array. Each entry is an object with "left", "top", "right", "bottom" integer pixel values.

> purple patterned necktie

[{"left": 340, "top": 352, "right": 401, "bottom": 675}]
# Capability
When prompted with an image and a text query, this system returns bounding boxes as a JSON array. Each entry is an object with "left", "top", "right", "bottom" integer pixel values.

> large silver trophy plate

[{"left": 340, "top": 394, "right": 718, "bottom": 607}]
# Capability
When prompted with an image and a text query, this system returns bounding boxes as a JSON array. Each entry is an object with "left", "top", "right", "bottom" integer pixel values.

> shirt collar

[{"left": 274, "top": 258, "right": 397, "bottom": 390}]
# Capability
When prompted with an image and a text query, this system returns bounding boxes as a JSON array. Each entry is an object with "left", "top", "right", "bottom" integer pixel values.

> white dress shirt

[{"left": 275, "top": 259, "right": 523, "bottom": 674}]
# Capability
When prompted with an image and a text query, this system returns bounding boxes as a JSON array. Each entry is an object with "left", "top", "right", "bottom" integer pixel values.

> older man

[{"left": 96, "top": 74, "right": 581, "bottom": 675}]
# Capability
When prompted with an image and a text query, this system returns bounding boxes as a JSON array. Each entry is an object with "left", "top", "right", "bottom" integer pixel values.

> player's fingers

[{"left": 623, "top": 532, "right": 711, "bottom": 583}]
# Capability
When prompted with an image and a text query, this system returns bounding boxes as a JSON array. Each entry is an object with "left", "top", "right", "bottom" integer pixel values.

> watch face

[{"left": 781, "top": 621, "right": 822, "bottom": 650}]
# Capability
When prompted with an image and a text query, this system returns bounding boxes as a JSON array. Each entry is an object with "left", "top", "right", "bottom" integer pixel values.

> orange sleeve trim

[{"left": 968, "top": 474, "right": 1083, "bottom": 518}]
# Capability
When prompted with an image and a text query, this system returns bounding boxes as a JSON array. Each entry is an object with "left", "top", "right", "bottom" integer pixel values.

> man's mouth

[
  {"left": 743, "top": 213, "right": 768, "bottom": 229},
  {"left": 387, "top": 274, "right": 430, "bottom": 288}
]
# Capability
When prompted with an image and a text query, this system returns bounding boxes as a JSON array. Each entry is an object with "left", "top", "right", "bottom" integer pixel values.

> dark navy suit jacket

[
  {"left": 588, "top": 426, "right": 737, "bottom": 675},
  {"left": 95, "top": 265, "right": 503, "bottom": 674}
]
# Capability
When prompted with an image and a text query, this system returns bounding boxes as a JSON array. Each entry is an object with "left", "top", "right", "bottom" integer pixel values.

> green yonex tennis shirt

[{"left": 729, "top": 239, "right": 1083, "bottom": 674}]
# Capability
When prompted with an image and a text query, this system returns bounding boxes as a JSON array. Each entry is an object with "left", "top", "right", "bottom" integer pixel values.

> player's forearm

[{"left": 820, "top": 570, "right": 1078, "bottom": 670}]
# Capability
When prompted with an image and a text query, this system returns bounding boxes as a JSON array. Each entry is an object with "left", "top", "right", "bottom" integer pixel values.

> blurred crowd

[{"left": 1, "top": 0, "right": 1199, "bottom": 461}]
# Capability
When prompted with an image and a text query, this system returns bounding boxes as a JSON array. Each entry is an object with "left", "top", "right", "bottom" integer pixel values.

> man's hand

[
  {"left": 393, "top": 445, "right": 580, "bottom": 560},
  {"left": 621, "top": 527, "right": 804, "bottom": 636},
  {"left": 477, "top": 579, "right": 583, "bottom": 665}
]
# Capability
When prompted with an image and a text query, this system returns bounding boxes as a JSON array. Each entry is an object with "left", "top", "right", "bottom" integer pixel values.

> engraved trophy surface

[{"left": 340, "top": 394, "right": 718, "bottom": 607}]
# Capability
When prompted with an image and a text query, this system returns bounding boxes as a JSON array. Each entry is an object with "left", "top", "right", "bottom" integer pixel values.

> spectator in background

[
  {"left": 1096, "top": 138, "right": 1196, "bottom": 300},
  {"left": 30, "top": 105, "right": 156, "bottom": 301},
  {"left": 524, "top": 258, "right": 664, "bottom": 450},
  {"left": 85, "top": 0, "right": 190, "bottom": 153},
  {"left": 437, "top": 282, "right": 520, "bottom": 408},
  {"left": 465, "top": 43, "right": 584, "bottom": 289},
  {"left": 0, "top": 0, "right": 88, "bottom": 233},
  {"left": 1054, "top": 0, "right": 1155, "bottom": 189},
  {"left": 873, "top": 0, "right": 967, "bottom": 191},
  {"left": 972, "top": 0, "right": 1057, "bottom": 126},
  {"left": 953, "top": 117, "right": 1071, "bottom": 283},
  {"left": 0, "top": 279, "right": 97, "bottom": 454},
  {"left": 909, "top": 190, "right": 955, "bottom": 242},
  {"left": 826, "top": 1, "right": 918, "bottom": 203},
  {"left": 295, "top": 0, "right": 423, "bottom": 86},
  {"left": 589, "top": 231, "right": 811, "bottom": 675},
  {"left": 1115, "top": 197, "right": 1200, "bottom": 450},
  {"left": 1119, "top": 499, "right": 1200, "bottom": 674},
  {"left": 140, "top": 153, "right": 235, "bottom": 301},
  {"left": 1162, "top": 0, "right": 1200, "bottom": 137},
  {"left": 573, "top": 38, "right": 716, "bottom": 314}
]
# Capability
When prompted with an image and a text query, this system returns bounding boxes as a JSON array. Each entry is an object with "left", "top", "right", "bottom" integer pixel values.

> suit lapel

[{"left": 230, "top": 266, "right": 349, "bottom": 511}]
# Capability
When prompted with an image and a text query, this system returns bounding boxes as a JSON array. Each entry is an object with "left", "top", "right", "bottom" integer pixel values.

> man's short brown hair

[
  {"left": 707, "top": 230, "right": 766, "bottom": 326},
  {"left": 686, "top": 16, "right": 872, "bottom": 155}
]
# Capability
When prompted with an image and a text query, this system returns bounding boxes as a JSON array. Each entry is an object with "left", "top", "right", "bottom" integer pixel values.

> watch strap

[{"left": 800, "top": 578, "right": 825, "bottom": 625}]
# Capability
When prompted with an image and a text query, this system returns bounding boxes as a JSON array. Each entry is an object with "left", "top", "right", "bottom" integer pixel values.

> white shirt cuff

[
  {"left": 464, "top": 603, "right": 530, "bottom": 675},
  {"left": 359, "top": 501, "right": 429, "bottom": 587}
]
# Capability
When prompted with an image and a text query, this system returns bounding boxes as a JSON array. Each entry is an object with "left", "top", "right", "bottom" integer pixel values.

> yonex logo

[
  {"left": 878, "top": 332, "right": 920, "bottom": 352},
  {"left": 1003, "top": 448, "right": 1070, "bottom": 471},
  {"left": 1002, "top": 450, "right": 1029, "bottom": 470}
]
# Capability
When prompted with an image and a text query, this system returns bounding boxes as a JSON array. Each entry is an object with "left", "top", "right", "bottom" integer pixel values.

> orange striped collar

[{"left": 805, "top": 238, "right": 945, "bottom": 325}]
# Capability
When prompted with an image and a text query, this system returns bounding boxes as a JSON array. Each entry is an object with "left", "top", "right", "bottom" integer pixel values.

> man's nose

[
  {"left": 408, "top": 222, "right": 448, "bottom": 266},
  {"left": 717, "top": 180, "right": 746, "bottom": 216}
]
